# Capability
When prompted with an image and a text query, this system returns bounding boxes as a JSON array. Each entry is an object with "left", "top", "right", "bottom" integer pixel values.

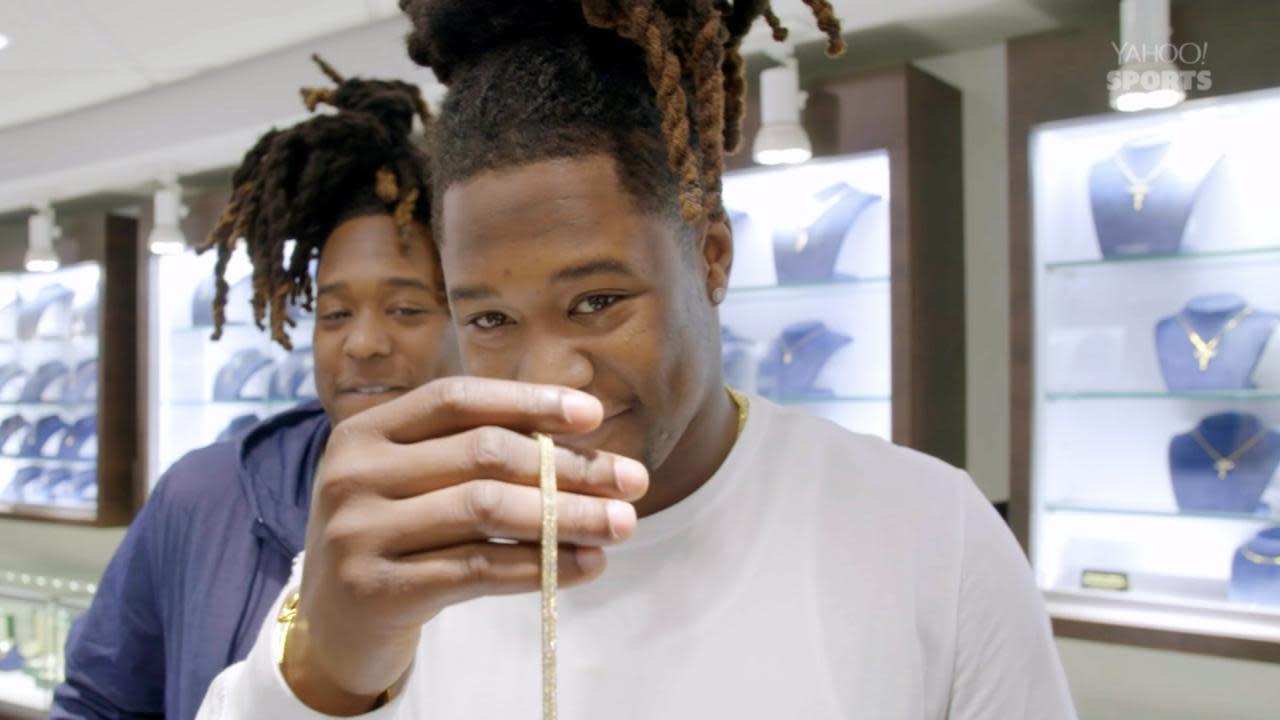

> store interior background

[{"left": 0, "top": 0, "right": 1277, "bottom": 717}]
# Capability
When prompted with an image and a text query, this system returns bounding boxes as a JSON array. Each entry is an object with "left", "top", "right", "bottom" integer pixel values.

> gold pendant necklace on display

[
  {"left": 1113, "top": 152, "right": 1169, "bottom": 212},
  {"left": 1174, "top": 306, "right": 1253, "bottom": 372},
  {"left": 1191, "top": 427, "right": 1268, "bottom": 480},
  {"left": 793, "top": 187, "right": 852, "bottom": 253},
  {"left": 781, "top": 326, "right": 825, "bottom": 365},
  {"left": 1241, "top": 547, "right": 1280, "bottom": 565}
]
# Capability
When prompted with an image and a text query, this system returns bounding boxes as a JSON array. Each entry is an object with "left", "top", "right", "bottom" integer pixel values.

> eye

[
  {"left": 571, "top": 294, "right": 622, "bottom": 316},
  {"left": 319, "top": 309, "right": 350, "bottom": 322},
  {"left": 468, "top": 311, "right": 512, "bottom": 330}
]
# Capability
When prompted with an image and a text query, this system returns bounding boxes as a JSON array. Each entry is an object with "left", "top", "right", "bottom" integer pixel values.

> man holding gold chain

[{"left": 199, "top": 1, "right": 1076, "bottom": 718}]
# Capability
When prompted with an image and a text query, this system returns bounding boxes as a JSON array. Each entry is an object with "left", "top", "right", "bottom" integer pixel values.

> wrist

[{"left": 278, "top": 593, "right": 391, "bottom": 715}]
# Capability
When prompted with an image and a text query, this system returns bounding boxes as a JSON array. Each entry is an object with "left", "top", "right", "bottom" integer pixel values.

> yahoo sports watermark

[{"left": 1106, "top": 41, "right": 1213, "bottom": 94}]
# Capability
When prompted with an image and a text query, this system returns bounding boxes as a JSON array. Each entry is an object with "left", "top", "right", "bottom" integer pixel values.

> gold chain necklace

[
  {"left": 537, "top": 388, "right": 748, "bottom": 719},
  {"left": 793, "top": 187, "right": 852, "bottom": 252},
  {"left": 1242, "top": 547, "right": 1280, "bottom": 565},
  {"left": 1113, "top": 151, "right": 1170, "bottom": 212},
  {"left": 534, "top": 432, "right": 559, "bottom": 720},
  {"left": 1174, "top": 306, "right": 1253, "bottom": 372},
  {"left": 781, "top": 326, "right": 825, "bottom": 365},
  {"left": 1191, "top": 426, "right": 1269, "bottom": 480}
]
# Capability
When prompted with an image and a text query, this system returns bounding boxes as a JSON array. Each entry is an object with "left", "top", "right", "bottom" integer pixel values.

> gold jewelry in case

[
  {"left": 1174, "top": 306, "right": 1254, "bottom": 372},
  {"left": 1191, "top": 427, "right": 1269, "bottom": 480},
  {"left": 533, "top": 432, "right": 558, "bottom": 720},
  {"left": 1242, "top": 547, "right": 1280, "bottom": 565},
  {"left": 780, "top": 325, "right": 826, "bottom": 365},
  {"left": 1113, "top": 151, "right": 1170, "bottom": 211}
]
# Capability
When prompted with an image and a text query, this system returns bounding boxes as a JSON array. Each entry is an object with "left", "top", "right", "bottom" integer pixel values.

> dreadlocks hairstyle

[
  {"left": 197, "top": 54, "right": 436, "bottom": 350},
  {"left": 399, "top": 0, "right": 844, "bottom": 228}
]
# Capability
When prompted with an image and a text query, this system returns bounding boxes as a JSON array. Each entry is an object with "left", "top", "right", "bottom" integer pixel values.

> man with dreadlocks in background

[
  {"left": 50, "top": 56, "right": 458, "bottom": 720},
  {"left": 199, "top": 2, "right": 1076, "bottom": 718}
]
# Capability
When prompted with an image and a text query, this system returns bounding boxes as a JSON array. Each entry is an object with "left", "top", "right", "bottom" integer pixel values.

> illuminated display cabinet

[
  {"left": 722, "top": 64, "right": 966, "bottom": 467},
  {"left": 1023, "top": 87, "right": 1280, "bottom": 659}
]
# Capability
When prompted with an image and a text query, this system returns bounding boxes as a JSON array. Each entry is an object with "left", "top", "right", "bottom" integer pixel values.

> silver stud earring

[{"left": 711, "top": 287, "right": 727, "bottom": 304}]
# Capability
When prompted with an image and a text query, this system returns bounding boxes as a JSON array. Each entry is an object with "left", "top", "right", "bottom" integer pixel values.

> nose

[
  {"left": 516, "top": 333, "right": 593, "bottom": 391},
  {"left": 343, "top": 310, "right": 392, "bottom": 360}
]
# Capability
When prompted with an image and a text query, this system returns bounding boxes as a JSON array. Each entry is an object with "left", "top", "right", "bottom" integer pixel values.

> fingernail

[
  {"left": 575, "top": 546, "right": 607, "bottom": 575},
  {"left": 613, "top": 457, "right": 649, "bottom": 495},
  {"left": 560, "top": 392, "right": 599, "bottom": 424},
  {"left": 606, "top": 500, "right": 636, "bottom": 540}
]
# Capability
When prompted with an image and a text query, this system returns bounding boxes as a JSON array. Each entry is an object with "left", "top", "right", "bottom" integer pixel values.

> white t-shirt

[{"left": 198, "top": 396, "right": 1077, "bottom": 719}]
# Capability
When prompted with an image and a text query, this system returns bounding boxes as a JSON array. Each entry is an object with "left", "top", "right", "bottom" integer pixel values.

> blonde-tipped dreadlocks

[
  {"left": 401, "top": 0, "right": 844, "bottom": 226},
  {"left": 197, "top": 54, "right": 436, "bottom": 349}
]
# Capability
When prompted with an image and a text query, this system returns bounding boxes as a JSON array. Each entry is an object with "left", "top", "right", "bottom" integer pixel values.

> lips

[{"left": 337, "top": 382, "right": 409, "bottom": 397}]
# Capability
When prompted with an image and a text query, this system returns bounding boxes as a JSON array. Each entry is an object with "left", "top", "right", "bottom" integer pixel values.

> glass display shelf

[
  {"left": 1045, "top": 501, "right": 1279, "bottom": 525},
  {"left": 1045, "top": 390, "right": 1280, "bottom": 402},
  {"left": 728, "top": 276, "right": 890, "bottom": 294},
  {"left": 173, "top": 320, "right": 315, "bottom": 337},
  {"left": 1044, "top": 245, "right": 1280, "bottom": 272},
  {"left": 167, "top": 399, "right": 312, "bottom": 408},
  {"left": 775, "top": 394, "right": 891, "bottom": 405},
  {"left": 0, "top": 503, "right": 94, "bottom": 524},
  {"left": 0, "top": 402, "right": 97, "bottom": 409},
  {"left": 0, "top": 456, "right": 96, "bottom": 466}
]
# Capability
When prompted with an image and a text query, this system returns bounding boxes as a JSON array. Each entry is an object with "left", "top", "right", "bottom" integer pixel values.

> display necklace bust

[
  {"left": 1230, "top": 526, "right": 1280, "bottom": 607},
  {"left": 1088, "top": 138, "right": 1221, "bottom": 258},
  {"left": 1155, "top": 294, "right": 1279, "bottom": 390},
  {"left": 1169, "top": 412, "right": 1280, "bottom": 513},
  {"left": 756, "top": 320, "right": 852, "bottom": 399},
  {"left": 771, "top": 182, "right": 879, "bottom": 284}
]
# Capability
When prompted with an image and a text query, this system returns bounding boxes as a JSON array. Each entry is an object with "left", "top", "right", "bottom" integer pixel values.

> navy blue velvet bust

[
  {"left": 756, "top": 321, "right": 852, "bottom": 399},
  {"left": 772, "top": 183, "right": 879, "bottom": 284},
  {"left": 1230, "top": 526, "right": 1280, "bottom": 607},
  {"left": 1169, "top": 412, "right": 1280, "bottom": 514},
  {"left": 1155, "top": 294, "right": 1279, "bottom": 391},
  {"left": 1088, "top": 140, "right": 1217, "bottom": 258}
]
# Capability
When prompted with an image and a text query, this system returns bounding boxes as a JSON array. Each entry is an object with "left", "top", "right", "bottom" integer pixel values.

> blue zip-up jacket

[{"left": 51, "top": 402, "right": 329, "bottom": 719}]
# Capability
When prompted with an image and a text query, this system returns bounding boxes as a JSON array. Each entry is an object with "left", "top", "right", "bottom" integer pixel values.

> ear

[{"left": 699, "top": 217, "right": 734, "bottom": 303}]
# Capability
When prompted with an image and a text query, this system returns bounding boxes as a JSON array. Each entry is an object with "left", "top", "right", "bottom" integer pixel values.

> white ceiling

[{"left": 0, "top": 0, "right": 1062, "bottom": 131}]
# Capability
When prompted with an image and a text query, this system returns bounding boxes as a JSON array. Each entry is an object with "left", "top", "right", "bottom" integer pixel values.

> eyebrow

[
  {"left": 316, "top": 277, "right": 432, "bottom": 296},
  {"left": 449, "top": 258, "right": 639, "bottom": 304}
]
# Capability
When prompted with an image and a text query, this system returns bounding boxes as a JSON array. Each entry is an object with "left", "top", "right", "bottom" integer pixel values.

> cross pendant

[
  {"left": 794, "top": 231, "right": 810, "bottom": 253},
  {"left": 1128, "top": 182, "right": 1150, "bottom": 212},
  {"left": 1194, "top": 345, "right": 1216, "bottom": 372},
  {"left": 1216, "top": 459, "right": 1235, "bottom": 480}
]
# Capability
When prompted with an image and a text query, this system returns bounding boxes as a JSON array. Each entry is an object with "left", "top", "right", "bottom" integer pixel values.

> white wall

[{"left": 915, "top": 43, "right": 1280, "bottom": 720}]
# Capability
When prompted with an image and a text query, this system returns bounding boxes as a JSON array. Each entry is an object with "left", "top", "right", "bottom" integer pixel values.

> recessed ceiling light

[{"left": 0, "top": 33, "right": 9, "bottom": 51}]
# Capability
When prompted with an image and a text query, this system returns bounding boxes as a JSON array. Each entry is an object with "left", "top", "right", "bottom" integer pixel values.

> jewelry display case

[
  {"left": 0, "top": 214, "right": 140, "bottom": 527},
  {"left": 148, "top": 245, "right": 316, "bottom": 489},
  {"left": 1025, "top": 87, "right": 1280, "bottom": 658},
  {"left": 722, "top": 64, "right": 966, "bottom": 465},
  {"left": 0, "top": 573, "right": 95, "bottom": 719},
  {"left": 721, "top": 151, "right": 892, "bottom": 438}
]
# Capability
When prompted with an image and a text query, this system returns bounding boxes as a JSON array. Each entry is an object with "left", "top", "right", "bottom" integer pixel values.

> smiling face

[
  {"left": 439, "top": 154, "right": 733, "bottom": 472},
  {"left": 312, "top": 214, "right": 459, "bottom": 424}
]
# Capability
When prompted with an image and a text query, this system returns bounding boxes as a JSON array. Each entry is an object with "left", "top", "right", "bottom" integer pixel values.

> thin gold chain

[
  {"left": 1242, "top": 548, "right": 1280, "bottom": 565},
  {"left": 1191, "top": 427, "right": 1268, "bottom": 480},
  {"left": 534, "top": 432, "right": 558, "bottom": 720},
  {"left": 726, "top": 386, "right": 750, "bottom": 437}
]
